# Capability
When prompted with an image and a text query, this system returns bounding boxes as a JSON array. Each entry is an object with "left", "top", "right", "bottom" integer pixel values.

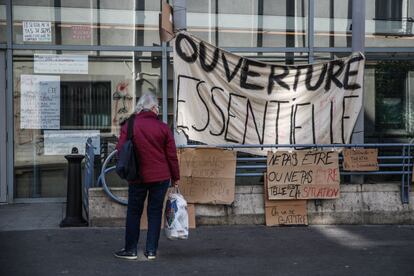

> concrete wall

[{"left": 88, "top": 183, "right": 414, "bottom": 227}]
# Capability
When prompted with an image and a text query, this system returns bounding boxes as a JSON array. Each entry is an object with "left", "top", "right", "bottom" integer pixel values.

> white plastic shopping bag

[{"left": 164, "top": 187, "right": 189, "bottom": 240}]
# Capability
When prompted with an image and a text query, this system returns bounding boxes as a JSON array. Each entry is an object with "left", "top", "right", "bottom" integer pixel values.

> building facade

[{"left": 0, "top": 0, "right": 413, "bottom": 203}]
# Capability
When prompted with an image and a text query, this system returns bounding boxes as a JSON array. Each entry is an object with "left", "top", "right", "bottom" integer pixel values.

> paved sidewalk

[
  {"left": 0, "top": 203, "right": 65, "bottom": 231},
  {"left": 0, "top": 204, "right": 413, "bottom": 276}
]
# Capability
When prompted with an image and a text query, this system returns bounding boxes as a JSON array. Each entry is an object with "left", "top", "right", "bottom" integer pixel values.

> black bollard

[{"left": 60, "top": 147, "right": 88, "bottom": 227}]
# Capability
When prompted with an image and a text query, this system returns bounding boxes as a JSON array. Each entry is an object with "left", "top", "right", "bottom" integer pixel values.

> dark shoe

[
  {"left": 114, "top": 249, "right": 137, "bottom": 260},
  {"left": 144, "top": 251, "right": 157, "bottom": 260}
]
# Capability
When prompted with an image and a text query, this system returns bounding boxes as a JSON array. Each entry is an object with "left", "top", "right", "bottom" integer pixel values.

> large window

[
  {"left": 187, "top": 0, "right": 308, "bottom": 48},
  {"left": 60, "top": 81, "right": 112, "bottom": 131},
  {"left": 314, "top": 0, "right": 352, "bottom": 47},
  {"left": 366, "top": 0, "right": 414, "bottom": 47},
  {"left": 364, "top": 53, "right": 414, "bottom": 141},
  {"left": 0, "top": 0, "right": 6, "bottom": 43},
  {"left": 13, "top": 50, "right": 162, "bottom": 198},
  {"left": 12, "top": 1, "right": 160, "bottom": 46},
  {"left": 312, "top": 51, "right": 414, "bottom": 143},
  {"left": 5, "top": 0, "right": 414, "bottom": 201}
]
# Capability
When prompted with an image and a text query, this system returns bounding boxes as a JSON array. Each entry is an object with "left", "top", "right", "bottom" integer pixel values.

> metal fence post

[
  {"left": 401, "top": 145, "right": 410, "bottom": 204},
  {"left": 82, "top": 138, "right": 95, "bottom": 220}
]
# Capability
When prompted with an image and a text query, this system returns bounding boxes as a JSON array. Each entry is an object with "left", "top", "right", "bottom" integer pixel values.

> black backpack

[{"left": 116, "top": 114, "right": 141, "bottom": 181}]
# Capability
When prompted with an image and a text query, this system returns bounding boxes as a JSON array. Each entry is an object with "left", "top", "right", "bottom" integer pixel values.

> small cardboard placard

[
  {"left": 267, "top": 150, "right": 340, "bottom": 200},
  {"left": 412, "top": 164, "right": 414, "bottom": 183},
  {"left": 265, "top": 203, "right": 308, "bottom": 226},
  {"left": 342, "top": 148, "right": 379, "bottom": 171},
  {"left": 264, "top": 174, "right": 308, "bottom": 226},
  {"left": 178, "top": 148, "right": 237, "bottom": 204}
]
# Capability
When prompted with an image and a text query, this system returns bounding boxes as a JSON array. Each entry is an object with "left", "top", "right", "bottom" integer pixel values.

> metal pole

[
  {"left": 257, "top": 0, "right": 263, "bottom": 49},
  {"left": 0, "top": 50, "right": 6, "bottom": 203},
  {"left": 352, "top": 0, "right": 365, "bottom": 53},
  {"left": 173, "top": 0, "right": 187, "bottom": 31},
  {"left": 401, "top": 145, "right": 410, "bottom": 204},
  {"left": 308, "top": 0, "right": 314, "bottom": 63},
  {"left": 162, "top": 41, "right": 168, "bottom": 123},
  {"left": 172, "top": 0, "right": 188, "bottom": 145},
  {"left": 285, "top": 0, "right": 295, "bottom": 64},
  {"left": 351, "top": 0, "right": 365, "bottom": 184},
  {"left": 352, "top": 5, "right": 366, "bottom": 148},
  {"left": 6, "top": 0, "right": 14, "bottom": 203}
]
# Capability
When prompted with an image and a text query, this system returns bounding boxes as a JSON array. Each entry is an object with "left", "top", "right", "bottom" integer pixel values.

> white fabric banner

[{"left": 173, "top": 32, "right": 365, "bottom": 155}]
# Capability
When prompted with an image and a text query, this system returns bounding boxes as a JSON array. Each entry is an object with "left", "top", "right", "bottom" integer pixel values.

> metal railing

[
  {"left": 178, "top": 143, "right": 413, "bottom": 204},
  {"left": 95, "top": 143, "right": 413, "bottom": 206}
]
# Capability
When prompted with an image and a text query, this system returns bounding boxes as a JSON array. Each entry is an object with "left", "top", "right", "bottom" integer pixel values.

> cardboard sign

[
  {"left": 267, "top": 150, "right": 340, "bottom": 200},
  {"left": 265, "top": 202, "right": 308, "bottom": 226},
  {"left": 159, "top": 1, "right": 174, "bottom": 42},
  {"left": 178, "top": 148, "right": 237, "bottom": 204},
  {"left": 264, "top": 174, "right": 308, "bottom": 226},
  {"left": 342, "top": 148, "right": 379, "bottom": 171},
  {"left": 412, "top": 164, "right": 414, "bottom": 183}
]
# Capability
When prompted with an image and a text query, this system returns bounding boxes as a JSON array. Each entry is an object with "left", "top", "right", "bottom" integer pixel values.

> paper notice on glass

[
  {"left": 20, "top": 75, "right": 60, "bottom": 129},
  {"left": 44, "top": 130, "right": 100, "bottom": 155},
  {"left": 23, "top": 21, "right": 52, "bottom": 42},
  {"left": 71, "top": 25, "right": 91, "bottom": 40},
  {"left": 34, "top": 54, "right": 88, "bottom": 74}
]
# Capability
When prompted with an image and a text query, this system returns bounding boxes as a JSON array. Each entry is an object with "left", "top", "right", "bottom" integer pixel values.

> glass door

[{"left": 0, "top": 51, "right": 6, "bottom": 202}]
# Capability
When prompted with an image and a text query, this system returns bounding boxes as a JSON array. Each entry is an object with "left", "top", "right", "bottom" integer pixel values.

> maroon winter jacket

[{"left": 116, "top": 111, "right": 180, "bottom": 184}]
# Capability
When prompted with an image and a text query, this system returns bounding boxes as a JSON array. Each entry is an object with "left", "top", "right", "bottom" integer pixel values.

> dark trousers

[{"left": 125, "top": 180, "right": 170, "bottom": 253}]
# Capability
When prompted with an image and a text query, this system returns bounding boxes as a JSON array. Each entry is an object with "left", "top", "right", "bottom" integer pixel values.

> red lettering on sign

[{"left": 327, "top": 168, "right": 338, "bottom": 182}]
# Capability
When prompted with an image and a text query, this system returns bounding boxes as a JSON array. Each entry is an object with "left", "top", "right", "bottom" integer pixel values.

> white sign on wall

[
  {"left": 44, "top": 130, "right": 100, "bottom": 155},
  {"left": 34, "top": 54, "right": 88, "bottom": 74},
  {"left": 23, "top": 21, "right": 52, "bottom": 42},
  {"left": 173, "top": 32, "right": 365, "bottom": 155},
  {"left": 20, "top": 75, "right": 60, "bottom": 129}
]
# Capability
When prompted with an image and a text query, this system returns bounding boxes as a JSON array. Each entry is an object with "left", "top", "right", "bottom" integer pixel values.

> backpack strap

[{"left": 127, "top": 114, "right": 136, "bottom": 140}]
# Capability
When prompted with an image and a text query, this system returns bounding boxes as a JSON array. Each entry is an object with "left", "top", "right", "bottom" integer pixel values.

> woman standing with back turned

[{"left": 114, "top": 92, "right": 180, "bottom": 260}]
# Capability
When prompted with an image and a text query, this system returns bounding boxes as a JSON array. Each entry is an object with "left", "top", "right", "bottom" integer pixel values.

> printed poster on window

[
  {"left": 44, "top": 130, "right": 100, "bottom": 155},
  {"left": 23, "top": 21, "right": 52, "bottom": 42},
  {"left": 34, "top": 54, "right": 88, "bottom": 74},
  {"left": 20, "top": 75, "right": 60, "bottom": 129},
  {"left": 71, "top": 25, "right": 91, "bottom": 40}
]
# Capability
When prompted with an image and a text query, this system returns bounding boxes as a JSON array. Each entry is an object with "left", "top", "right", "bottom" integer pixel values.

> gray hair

[{"left": 134, "top": 92, "right": 159, "bottom": 113}]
